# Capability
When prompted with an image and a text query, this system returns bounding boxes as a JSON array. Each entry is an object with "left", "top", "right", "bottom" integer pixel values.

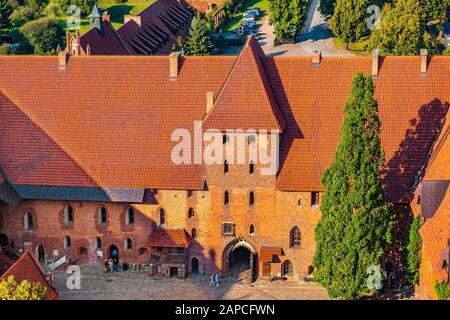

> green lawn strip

[{"left": 333, "top": 36, "right": 370, "bottom": 56}]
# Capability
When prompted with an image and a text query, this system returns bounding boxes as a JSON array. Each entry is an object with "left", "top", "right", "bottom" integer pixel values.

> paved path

[
  {"left": 261, "top": 0, "right": 353, "bottom": 56},
  {"left": 54, "top": 266, "right": 329, "bottom": 300}
]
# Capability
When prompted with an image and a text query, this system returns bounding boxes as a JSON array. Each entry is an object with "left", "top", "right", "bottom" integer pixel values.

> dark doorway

[
  {"left": 109, "top": 245, "right": 119, "bottom": 260},
  {"left": 37, "top": 245, "right": 45, "bottom": 263},
  {"left": 0, "top": 234, "right": 8, "bottom": 248},
  {"left": 191, "top": 257, "right": 199, "bottom": 274},
  {"left": 229, "top": 246, "right": 254, "bottom": 281},
  {"left": 170, "top": 267, "right": 178, "bottom": 277}
]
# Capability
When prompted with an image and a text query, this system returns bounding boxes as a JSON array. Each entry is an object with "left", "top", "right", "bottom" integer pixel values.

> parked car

[
  {"left": 247, "top": 8, "right": 261, "bottom": 17},
  {"left": 243, "top": 13, "right": 256, "bottom": 22}
]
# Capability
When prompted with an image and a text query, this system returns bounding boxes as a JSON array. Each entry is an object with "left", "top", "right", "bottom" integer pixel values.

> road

[{"left": 260, "top": 0, "right": 353, "bottom": 57}]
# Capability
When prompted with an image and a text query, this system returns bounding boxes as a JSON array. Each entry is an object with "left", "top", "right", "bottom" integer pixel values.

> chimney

[
  {"left": 206, "top": 92, "right": 214, "bottom": 113},
  {"left": 58, "top": 51, "right": 69, "bottom": 71},
  {"left": 102, "top": 11, "right": 110, "bottom": 22},
  {"left": 420, "top": 49, "right": 428, "bottom": 77},
  {"left": 311, "top": 50, "right": 321, "bottom": 68},
  {"left": 371, "top": 49, "right": 380, "bottom": 79},
  {"left": 124, "top": 15, "right": 142, "bottom": 27},
  {"left": 169, "top": 52, "right": 181, "bottom": 80}
]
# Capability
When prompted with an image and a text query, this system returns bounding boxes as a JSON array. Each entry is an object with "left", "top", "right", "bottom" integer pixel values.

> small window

[
  {"left": 63, "top": 236, "right": 71, "bottom": 249},
  {"left": 223, "top": 134, "right": 230, "bottom": 144},
  {"left": 224, "top": 160, "right": 229, "bottom": 174},
  {"left": 188, "top": 208, "right": 195, "bottom": 218},
  {"left": 248, "top": 135, "right": 256, "bottom": 145},
  {"left": 159, "top": 208, "right": 166, "bottom": 225},
  {"left": 298, "top": 198, "right": 302, "bottom": 207},
  {"left": 125, "top": 207, "right": 134, "bottom": 225},
  {"left": 249, "top": 224, "right": 255, "bottom": 235},
  {"left": 191, "top": 228, "right": 197, "bottom": 239},
  {"left": 187, "top": 190, "right": 193, "bottom": 198},
  {"left": 79, "top": 247, "right": 87, "bottom": 256},
  {"left": 290, "top": 227, "right": 301, "bottom": 248},
  {"left": 24, "top": 212, "right": 33, "bottom": 231},
  {"left": 249, "top": 191, "right": 255, "bottom": 206},
  {"left": 224, "top": 191, "right": 229, "bottom": 205},
  {"left": 311, "top": 192, "right": 319, "bottom": 207},
  {"left": 282, "top": 260, "right": 292, "bottom": 276},
  {"left": 124, "top": 238, "right": 132, "bottom": 250},
  {"left": 98, "top": 207, "right": 107, "bottom": 224},
  {"left": 249, "top": 161, "right": 255, "bottom": 175},
  {"left": 222, "top": 223, "right": 234, "bottom": 236},
  {"left": 139, "top": 247, "right": 148, "bottom": 255},
  {"left": 417, "top": 196, "right": 421, "bottom": 205},
  {"left": 95, "top": 237, "right": 102, "bottom": 249},
  {"left": 64, "top": 205, "right": 73, "bottom": 224}
]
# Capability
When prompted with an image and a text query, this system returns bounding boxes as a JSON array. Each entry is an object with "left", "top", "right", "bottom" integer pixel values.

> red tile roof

[
  {"left": 204, "top": 37, "right": 285, "bottom": 132},
  {"left": 147, "top": 228, "right": 191, "bottom": 248},
  {"left": 422, "top": 116, "right": 450, "bottom": 181},
  {"left": 0, "top": 40, "right": 448, "bottom": 203},
  {"left": 0, "top": 252, "right": 58, "bottom": 300},
  {"left": 260, "top": 246, "right": 282, "bottom": 263},
  {"left": 116, "top": 0, "right": 192, "bottom": 55},
  {"left": 420, "top": 190, "right": 450, "bottom": 283},
  {"left": 80, "top": 20, "right": 130, "bottom": 55}
]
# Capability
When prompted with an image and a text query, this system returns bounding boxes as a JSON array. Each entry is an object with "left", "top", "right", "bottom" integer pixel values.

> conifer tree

[
  {"left": 184, "top": 14, "right": 213, "bottom": 56},
  {"left": 0, "top": 0, "right": 12, "bottom": 29},
  {"left": 405, "top": 217, "right": 422, "bottom": 285},
  {"left": 313, "top": 73, "right": 394, "bottom": 300},
  {"left": 329, "top": 0, "right": 368, "bottom": 49}
]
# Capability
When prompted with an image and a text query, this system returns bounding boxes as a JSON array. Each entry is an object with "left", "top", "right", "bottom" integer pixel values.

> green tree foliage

[
  {"left": 405, "top": 217, "right": 422, "bottom": 285},
  {"left": 319, "top": 0, "right": 336, "bottom": 18},
  {"left": 420, "top": 0, "right": 448, "bottom": 21},
  {"left": 435, "top": 280, "right": 450, "bottom": 300},
  {"left": 329, "top": 0, "right": 368, "bottom": 47},
  {"left": 56, "top": 0, "right": 95, "bottom": 17},
  {"left": 172, "top": 36, "right": 184, "bottom": 53},
  {"left": 313, "top": 73, "right": 394, "bottom": 300},
  {"left": 0, "top": 42, "right": 14, "bottom": 54},
  {"left": 368, "top": 0, "right": 425, "bottom": 55},
  {"left": 0, "top": 0, "right": 13, "bottom": 29},
  {"left": 9, "top": 5, "right": 39, "bottom": 27},
  {"left": 20, "top": 16, "right": 63, "bottom": 54},
  {"left": 0, "top": 275, "right": 47, "bottom": 300},
  {"left": 184, "top": 14, "right": 213, "bottom": 56},
  {"left": 269, "top": 0, "right": 307, "bottom": 40}
]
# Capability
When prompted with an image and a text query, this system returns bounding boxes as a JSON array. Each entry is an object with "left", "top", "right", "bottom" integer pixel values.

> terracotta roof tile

[
  {"left": 267, "top": 56, "right": 449, "bottom": 202},
  {"left": 147, "top": 228, "right": 191, "bottom": 248},
  {"left": 260, "top": 246, "right": 282, "bottom": 263},
  {"left": 0, "top": 252, "right": 58, "bottom": 300},
  {"left": 420, "top": 191, "right": 450, "bottom": 282},
  {"left": 203, "top": 36, "right": 285, "bottom": 132},
  {"left": 80, "top": 20, "right": 130, "bottom": 55}
]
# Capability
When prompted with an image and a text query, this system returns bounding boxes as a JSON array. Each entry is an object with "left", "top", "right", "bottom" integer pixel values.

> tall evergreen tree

[
  {"left": 329, "top": 0, "right": 369, "bottom": 48},
  {"left": 0, "top": 0, "right": 13, "bottom": 29},
  {"left": 405, "top": 217, "right": 422, "bottom": 285},
  {"left": 368, "top": 0, "right": 425, "bottom": 55},
  {"left": 184, "top": 14, "right": 213, "bottom": 56},
  {"left": 269, "top": 0, "right": 307, "bottom": 40},
  {"left": 313, "top": 73, "right": 394, "bottom": 300}
]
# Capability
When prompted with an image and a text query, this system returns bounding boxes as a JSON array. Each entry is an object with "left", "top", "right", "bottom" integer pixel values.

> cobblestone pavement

[{"left": 53, "top": 266, "right": 330, "bottom": 300}]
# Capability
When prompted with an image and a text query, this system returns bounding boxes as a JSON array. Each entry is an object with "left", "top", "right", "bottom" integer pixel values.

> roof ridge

[{"left": 203, "top": 36, "right": 285, "bottom": 132}]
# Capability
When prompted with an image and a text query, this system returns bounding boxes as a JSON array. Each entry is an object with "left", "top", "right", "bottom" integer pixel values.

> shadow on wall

[{"left": 383, "top": 98, "right": 448, "bottom": 203}]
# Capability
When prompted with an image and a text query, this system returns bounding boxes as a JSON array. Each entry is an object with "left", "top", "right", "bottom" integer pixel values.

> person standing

[
  {"left": 209, "top": 274, "right": 214, "bottom": 287},
  {"left": 214, "top": 274, "right": 220, "bottom": 288}
]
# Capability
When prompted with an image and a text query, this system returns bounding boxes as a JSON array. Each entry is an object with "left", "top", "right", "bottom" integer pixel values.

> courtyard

[{"left": 53, "top": 265, "right": 330, "bottom": 300}]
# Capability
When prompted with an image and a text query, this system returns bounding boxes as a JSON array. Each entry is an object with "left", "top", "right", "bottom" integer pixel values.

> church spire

[{"left": 88, "top": 3, "right": 102, "bottom": 31}]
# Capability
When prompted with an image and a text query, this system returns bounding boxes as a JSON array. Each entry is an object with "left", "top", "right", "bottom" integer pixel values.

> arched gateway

[{"left": 222, "top": 239, "right": 257, "bottom": 282}]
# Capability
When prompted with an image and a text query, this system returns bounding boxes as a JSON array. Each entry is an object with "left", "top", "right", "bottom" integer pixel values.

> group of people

[
  {"left": 104, "top": 248, "right": 119, "bottom": 272},
  {"left": 209, "top": 274, "right": 220, "bottom": 288}
]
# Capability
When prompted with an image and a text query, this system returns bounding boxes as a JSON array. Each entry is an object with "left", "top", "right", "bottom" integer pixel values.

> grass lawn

[
  {"left": 222, "top": 0, "right": 270, "bottom": 36},
  {"left": 333, "top": 36, "right": 371, "bottom": 56},
  {"left": 61, "top": 0, "right": 156, "bottom": 35}
]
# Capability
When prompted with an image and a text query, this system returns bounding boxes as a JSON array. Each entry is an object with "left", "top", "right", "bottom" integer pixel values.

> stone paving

[{"left": 53, "top": 265, "right": 330, "bottom": 300}]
